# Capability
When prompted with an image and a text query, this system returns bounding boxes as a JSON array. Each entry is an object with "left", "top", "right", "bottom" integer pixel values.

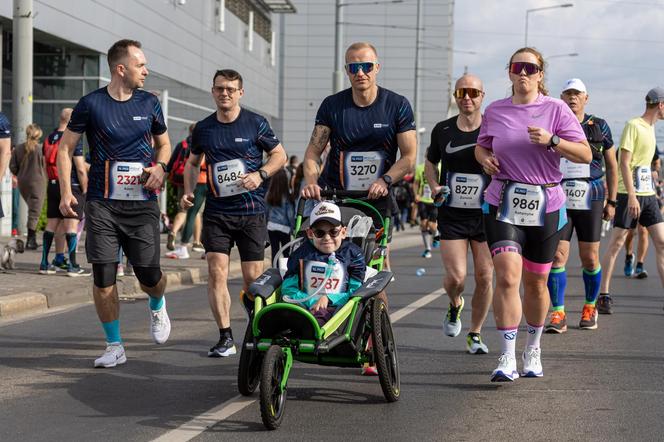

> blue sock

[
  {"left": 54, "top": 252, "right": 65, "bottom": 265},
  {"left": 65, "top": 233, "right": 78, "bottom": 267},
  {"left": 149, "top": 295, "right": 164, "bottom": 311},
  {"left": 582, "top": 267, "right": 601, "bottom": 306},
  {"left": 41, "top": 231, "right": 54, "bottom": 267},
  {"left": 102, "top": 320, "right": 121, "bottom": 344},
  {"left": 547, "top": 267, "right": 567, "bottom": 312}
]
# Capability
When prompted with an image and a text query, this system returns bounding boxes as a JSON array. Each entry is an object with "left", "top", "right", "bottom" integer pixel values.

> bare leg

[
  {"left": 600, "top": 228, "right": 631, "bottom": 293},
  {"left": 646, "top": 223, "right": 664, "bottom": 288},
  {"left": 492, "top": 252, "right": 523, "bottom": 328},
  {"left": 93, "top": 285, "right": 120, "bottom": 323},
  {"left": 207, "top": 252, "right": 231, "bottom": 328},
  {"left": 469, "top": 240, "right": 493, "bottom": 333}
]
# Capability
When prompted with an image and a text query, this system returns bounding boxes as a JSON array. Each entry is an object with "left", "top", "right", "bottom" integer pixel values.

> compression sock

[
  {"left": 149, "top": 295, "right": 164, "bottom": 311},
  {"left": 421, "top": 231, "right": 432, "bottom": 250},
  {"left": 546, "top": 267, "right": 567, "bottom": 312},
  {"left": 220, "top": 327, "right": 233, "bottom": 339},
  {"left": 582, "top": 266, "right": 602, "bottom": 306},
  {"left": 65, "top": 233, "right": 78, "bottom": 267},
  {"left": 497, "top": 327, "right": 518, "bottom": 356},
  {"left": 102, "top": 319, "right": 122, "bottom": 344},
  {"left": 41, "top": 231, "right": 54, "bottom": 267},
  {"left": 526, "top": 322, "right": 544, "bottom": 350}
]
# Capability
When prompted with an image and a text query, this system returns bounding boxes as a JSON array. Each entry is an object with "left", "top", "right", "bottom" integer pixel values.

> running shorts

[
  {"left": 418, "top": 202, "right": 438, "bottom": 221},
  {"left": 560, "top": 199, "right": 604, "bottom": 242},
  {"left": 202, "top": 212, "right": 267, "bottom": 261},
  {"left": 47, "top": 180, "right": 85, "bottom": 220},
  {"left": 614, "top": 193, "right": 663, "bottom": 229}
]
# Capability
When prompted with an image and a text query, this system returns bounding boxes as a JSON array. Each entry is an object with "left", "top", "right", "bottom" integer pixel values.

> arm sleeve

[
  {"left": 257, "top": 117, "right": 280, "bottom": 152},
  {"left": 396, "top": 96, "right": 416, "bottom": 133},
  {"left": 67, "top": 98, "right": 90, "bottom": 134},
  {"left": 151, "top": 97, "right": 167, "bottom": 135}
]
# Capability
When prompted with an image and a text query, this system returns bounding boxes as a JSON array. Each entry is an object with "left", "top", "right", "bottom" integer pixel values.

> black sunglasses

[
  {"left": 509, "top": 62, "right": 542, "bottom": 75},
  {"left": 312, "top": 228, "right": 342, "bottom": 239}
]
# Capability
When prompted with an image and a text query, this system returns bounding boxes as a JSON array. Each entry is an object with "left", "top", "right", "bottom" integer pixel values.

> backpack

[
  {"left": 393, "top": 182, "right": 409, "bottom": 205},
  {"left": 43, "top": 133, "right": 60, "bottom": 180},
  {"left": 169, "top": 139, "right": 189, "bottom": 186}
]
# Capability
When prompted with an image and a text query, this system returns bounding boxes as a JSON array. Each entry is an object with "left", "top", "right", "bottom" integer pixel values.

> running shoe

[
  {"left": 208, "top": 335, "right": 236, "bottom": 357},
  {"left": 39, "top": 263, "right": 57, "bottom": 275},
  {"left": 624, "top": 254, "right": 634, "bottom": 277},
  {"left": 150, "top": 300, "right": 171, "bottom": 344},
  {"left": 166, "top": 246, "right": 190, "bottom": 260},
  {"left": 116, "top": 263, "right": 125, "bottom": 277},
  {"left": 521, "top": 348, "right": 543, "bottom": 378},
  {"left": 579, "top": 304, "right": 598, "bottom": 330},
  {"left": 597, "top": 294, "right": 613, "bottom": 315},
  {"left": 443, "top": 297, "right": 465, "bottom": 337},
  {"left": 94, "top": 343, "right": 126, "bottom": 368},
  {"left": 422, "top": 249, "right": 432, "bottom": 259},
  {"left": 634, "top": 264, "right": 648, "bottom": 279},
  {"left": 466, "top": 333, "right": 488, "bottom": 354},
  {"left": 432, "top": 239, "right": 440, "bottom": 249},
  {"left": 52, "top": 257, "right": 69, "bottom": 271},
  {"left": 192, "top": 243, "right": 205, "bottom": 253},
  {"left": 361, "top": 364, "right": 379, "bottom": 376},
  {"left": 166, "top": 231, "right": 175, "bottom": 251},
  {"left": 545, "top": 310, "right": 567, "bottom": 334},
  {"left": 491, "top": 353, "right": 519, "bottom": 382},
  {"left": 67, "top": 265, "right": 90, "bottom": 277},
  {"left": 125, "top": 264, "right": 134, "bottom": 276}
]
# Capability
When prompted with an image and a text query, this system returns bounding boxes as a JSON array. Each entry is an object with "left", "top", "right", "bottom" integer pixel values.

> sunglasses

[
  {"left": 212, "top": 86, "right": 239, "bottom": 94},
  {"left": 312, "top": 228, "right": 342, "bottom": 239},
  {"left": 453, "top": 88, "right": 484, "bottom": 99},
  {"left": 509, "top": 62, "right": 542, "bottom": 75},
  {"left": 346, "top": 62, "right": 377, "bottom": 75}
]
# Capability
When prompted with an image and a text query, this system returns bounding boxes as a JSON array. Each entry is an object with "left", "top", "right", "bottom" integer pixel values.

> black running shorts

[
  {"left": 614, "top": 193, "right": 663, "bottom": 229},
  {"left": 438, "top": 207, "right": 486, "bottom": 242},
  {"left": 47, "top": 180, "right": 85, "bottom": 220},
  {"left": 202, "top": 212, "right": 267, "bottom": 261},
  {"left": 418, "top": 202, "right": 438, "bottom": 221},
  {"left": 560, "top": 199, "right": 604, "bottom": 242}
]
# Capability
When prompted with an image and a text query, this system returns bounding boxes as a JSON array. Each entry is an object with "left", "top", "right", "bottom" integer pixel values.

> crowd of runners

[{"left": 0, "top": 38, "right": 662, "bottom": 382}]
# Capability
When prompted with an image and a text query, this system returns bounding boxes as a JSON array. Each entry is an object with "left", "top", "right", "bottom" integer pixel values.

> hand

[
  {"left": 312, "top": 295, "right": 329, "bottom": 312},
  {"left": 527, "top": 126, "right": 553, "bottom": 146},
  {"left": 142, "top": 165, "right": 166, "bottom": 191},
  {"left": 414, "top": 194, "right": 421, "bottom": 203},
  {"left": 603, "top": 204, "right": 615, "bottom": 221},
  {"left": 180, "top": 192, "right": 195, "bottom": 210},
  {"left": 627, "top": 194, "right": 640, "bottom": 220},
  {"left": 59, "top": 192, "right": 79, "bottom": 218},
  {"left": 367, "top": 178, "right": 389, "bottom": 200},
  {"left": 482, "top": 155, "right": 500, "bottom": 176},
  {"left": 301, "top": 183, "right": 322, "bottom": 200},
  {"left": 240, "top": 172, "right": 262, "bottom": 191}
]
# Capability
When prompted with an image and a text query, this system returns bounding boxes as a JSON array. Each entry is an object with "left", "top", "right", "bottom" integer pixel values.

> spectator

[
  {"left": 286, "top": 154, "right": 299, "bottom": 191},
  {"left": 266, "top": 168, "right": 296, "bottom": 263},
  {"left": 10, "top": 123, "right": 46, "bottom": 250},
  {"left": 165, "top": 124, "right": 195, "bottom": 252},
  {"left": 392, "top": 178, "right": 413, "bottom": 232}
]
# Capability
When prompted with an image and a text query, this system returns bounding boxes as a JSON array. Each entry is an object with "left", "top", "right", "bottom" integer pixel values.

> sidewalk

[{"left": 0, "top": 228, "right": 423, "bottom": 319}]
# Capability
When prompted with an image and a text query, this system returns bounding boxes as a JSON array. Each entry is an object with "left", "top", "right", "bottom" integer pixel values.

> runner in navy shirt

[
  {"left": 0, "top": 112, "right": 10, "bottom": 220},
  {"left": 56, "top": 39, "right": 172, "bottom": 368},
  {"left": 182, "top": 69, "right": 287, "bottom": 357},
  {"left": 301, "top": 42, "right": 417, "bottom": 244}
]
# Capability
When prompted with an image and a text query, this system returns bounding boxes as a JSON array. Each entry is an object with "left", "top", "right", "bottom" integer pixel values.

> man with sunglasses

[
  {"left": 301, "top": 42, "right": 417, "bottom": 244},
  {"left": 598, "top": 87, "right": 664, "bottom": 314},
  {"left": 544, "top": 78, "right": 618, "bottom": 333},
  {"left": 181, "top": 69, "right": 287, "bottom": 358},
  {"left": 425, "top": 74, "right": 494, "bottom": 354}
]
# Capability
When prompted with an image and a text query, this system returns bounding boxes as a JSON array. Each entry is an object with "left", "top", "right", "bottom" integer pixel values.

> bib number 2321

[{"left": 107, "top": 161, "right": 150, "bottom": 201}]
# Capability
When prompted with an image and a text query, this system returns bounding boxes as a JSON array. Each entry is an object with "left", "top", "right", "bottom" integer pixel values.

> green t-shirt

[
  {"left": 617, "top": 117, "right": 657, "bottom": 196},
  {"left": 414, "top": 163, "right": 440, "bottom": 204}
]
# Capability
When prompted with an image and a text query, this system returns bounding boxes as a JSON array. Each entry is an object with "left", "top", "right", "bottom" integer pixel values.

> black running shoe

[
  {"left": 208, "top": 336, "right": 237, "bottom": 357},
  {"left": 596, "top": 294, "right": 613, "bottom": 315}
]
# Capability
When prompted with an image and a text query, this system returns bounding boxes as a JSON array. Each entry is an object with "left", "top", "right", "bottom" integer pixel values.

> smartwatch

[
  {"left": 381, "top": 174, "right": 393, "bottom": 186},
  {"left": 258, "top": 169, "right": 269, "bottom": 181},
  {"left": 548, "top": 135, "right": 560, "bottom": 148},
  {"left": 606, "top": 199, "right": 617, "bottom": 207}
]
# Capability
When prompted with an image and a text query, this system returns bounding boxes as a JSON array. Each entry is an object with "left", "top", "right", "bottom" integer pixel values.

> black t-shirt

[{"left": 426, "top": 115, "right": 485, "bottom": 218}]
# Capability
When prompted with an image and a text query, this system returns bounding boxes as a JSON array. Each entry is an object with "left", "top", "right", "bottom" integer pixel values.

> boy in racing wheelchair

[{"left": 281, "top": 201, "right": 366, "bottom": 326}]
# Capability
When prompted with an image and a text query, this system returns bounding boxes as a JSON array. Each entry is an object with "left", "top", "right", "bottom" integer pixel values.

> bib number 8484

[{"left": 217, "top": 171, "right": 241, "bottom": 184}]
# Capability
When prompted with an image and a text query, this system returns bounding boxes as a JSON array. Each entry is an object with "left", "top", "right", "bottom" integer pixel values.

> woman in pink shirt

[{"left": 475, "top": 48, "right": 591, "bottom": 382}]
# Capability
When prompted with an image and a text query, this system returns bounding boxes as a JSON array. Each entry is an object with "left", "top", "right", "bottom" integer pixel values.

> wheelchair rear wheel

[
  {"left": 371, "top": 298, "right": 401, "bottom": 402},
  {"left": 260, "top": 345, "right": 287, "bottom": 430},
  {"left": 237, "top": 323, "right": 262, "bottom": 396}
]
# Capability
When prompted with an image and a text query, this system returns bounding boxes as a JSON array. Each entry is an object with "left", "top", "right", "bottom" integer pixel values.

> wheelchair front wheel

[
  {"left": 259, "top": 345, "right": 287, "bottom": 430},
  {"left": 237, "top": 323, "right": 262, "bottom": 396},
  {"left": 371, "top": 298, "right": 401, "bottom": 402}
]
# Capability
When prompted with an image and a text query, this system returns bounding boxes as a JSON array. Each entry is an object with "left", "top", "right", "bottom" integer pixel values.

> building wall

[{"left": 276, "top": 0, "right": 454, "bottom": 161}]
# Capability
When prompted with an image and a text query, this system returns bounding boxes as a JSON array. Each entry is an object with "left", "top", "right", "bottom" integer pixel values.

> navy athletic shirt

[
  {"left": 68, "top": 87, "right": 167, "bottom": 202},
  {"left": 0, "top": 112, "right": 10, "bottom": 218},
  {"left": 47, "top": 130, "right": 84, "bottom": 186},
  {"left": 191, "top": 108, "right": 280, "bottom": 216},
  {"left": 315, "top": 87, "right": 415, "bottom": 191},
  {"left": 581, "top": 114, "right": 614, "bottom": 180}
]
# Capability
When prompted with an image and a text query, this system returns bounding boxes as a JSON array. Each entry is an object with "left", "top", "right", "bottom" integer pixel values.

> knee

[
  {"left": 553, "top": 249, "right": 568, "bottom": 267},
  {"left": 580, "top": 252, "right": 599, "bottom": 270},
  {"left": 495, "top": 270, "right": 520, "bottom": 292},
  {"left": 133, "top": 266, "right": 162, "bottom": 288},
  {"left": 444, "top": 272, "right": 465, "bottom": 292},
  {"left": 93, "top": 263, "right": 117, "bottom": 288}
]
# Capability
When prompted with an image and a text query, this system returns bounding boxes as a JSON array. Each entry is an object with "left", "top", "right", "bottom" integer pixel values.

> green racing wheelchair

[{"left": 237, "top": 189, "right": 400, "bottom": 430}]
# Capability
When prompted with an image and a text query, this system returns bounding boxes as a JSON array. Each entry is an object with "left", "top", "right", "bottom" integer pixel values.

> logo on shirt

[
  {"left": 373, "top": 123, "right": 389, "bottom": 129},
  {"left": 235, "top": 138, "right": 249, "bottom": 142},
  {"left": 117, "top": 166, "right": 130, "bottom": 172},
  {"left": 515, "top": 187, "right": 527, "bottom": 195},
  {"left": 531, "top": 113, "right": 544, "bottom": 119},
  {"left": 132, "top": 116, "right": 148, "bottom": 121},
  {"left": 445, "top": 141, "right": 476, "bottom": 154},
  {"left": 311, "top": 265, "right": 326, "bottom": 273}
]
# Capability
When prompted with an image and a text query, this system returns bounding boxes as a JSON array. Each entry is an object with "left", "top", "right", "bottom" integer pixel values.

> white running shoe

[
  {"left": 521, "top": 347, "right": 543, "bottom": 377},
  {"left": 165, "top": 245, "right": 190, "bottom": 260},
  {"left": 150, "top": 299, "right": 171, "bottom": 344},
  {"left": 442, "top": 297, "right": 464, "bottom": 337},
  {"left": 94, "top": 343, "right": 127, "bottom": 368},
  {"left": 491, "top": 353, "right": 519, "bottom": 382}
]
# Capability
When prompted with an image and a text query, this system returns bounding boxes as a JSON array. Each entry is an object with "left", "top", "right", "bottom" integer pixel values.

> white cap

[
  {"left": 310, "top": 201, "right": 342, "bottom": 227},
  {"left": 562, "top": 78, "right": 587, "bottom": 93}
]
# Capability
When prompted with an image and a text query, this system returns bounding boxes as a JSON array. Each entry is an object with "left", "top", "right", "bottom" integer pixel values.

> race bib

[
  {"left": 497, "top": 182, "right": 547, "bottom": 226},
  {"left": 633, "top": 166, "right": 654, "bottom": 193},
  {"left": 342, "top": 151, "right": 385, "bottom": 191},
  {"left": 560, "top": 157, "right": 590, "bottom": 180},
  {"left": 304, "top": 260, "right": 347, "bottom": 296},
  {"left": 211, "top": 159, "right": 248, "bottom": 197},
  {"left": 563, "top": 179, "right": 591, "bottom": 210},
  {"left": 446, "top": 173, "right": 486, "bottom": 209},
  {"left": 107, "top": 161, "right": 150, "bottom": 201}
]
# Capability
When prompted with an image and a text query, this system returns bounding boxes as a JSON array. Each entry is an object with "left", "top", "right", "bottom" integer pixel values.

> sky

[{"left": 453, "top": 0, "right": 664, "bottom": 144}]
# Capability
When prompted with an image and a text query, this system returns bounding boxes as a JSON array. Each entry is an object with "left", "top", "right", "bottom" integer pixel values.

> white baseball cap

[
  {"left": 310, "top": 201, "right": 342, "bottom": 227},
  {"left": 562, "top": 78, "right": 587, "bottom": 93}
]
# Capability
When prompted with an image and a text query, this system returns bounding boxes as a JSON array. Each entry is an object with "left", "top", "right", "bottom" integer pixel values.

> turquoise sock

[
  {"left": 102, "top": 320, "right": 121, "bottom": 344},
  {"left": 149, "top": 295, "right": 164, "bottom": 311},
  {"left": 547, "top": 267, "right": 567, "bottom": 311},
  {"left": 41, "top": 231, "right": 54, "bottom": 267},
  {"left": 582, "top": 267, "right": 602, "bottom": 305}
]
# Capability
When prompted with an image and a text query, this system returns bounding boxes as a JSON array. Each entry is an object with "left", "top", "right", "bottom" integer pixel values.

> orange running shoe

[
  {"left": 579, "top": 304, "right": 598, "bottom": 330},
  {"left": 545, "top": 310, "right": 567, "bottom": 334}
]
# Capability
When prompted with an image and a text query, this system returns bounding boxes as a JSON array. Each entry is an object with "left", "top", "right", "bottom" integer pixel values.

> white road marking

[{"left": 152, "top": 287, "right": 445, "bottom": 441}]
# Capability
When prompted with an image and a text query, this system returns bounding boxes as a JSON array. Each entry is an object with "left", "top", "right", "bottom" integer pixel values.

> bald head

[
  {"left": 455, "top": 74, "right": 483, "bottom": 91},
  {"left": 59, "top": 108, "right": 73, "bottom": 126}
]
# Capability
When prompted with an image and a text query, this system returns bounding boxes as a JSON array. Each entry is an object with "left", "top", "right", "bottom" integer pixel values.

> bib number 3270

[{"left": 342, "top": 151, "right": 385, "bottom": 191}]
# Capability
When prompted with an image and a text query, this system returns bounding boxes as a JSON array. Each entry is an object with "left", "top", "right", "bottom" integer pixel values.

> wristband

[
  {"left": 157, "top": 161, "right": 167, "bottom": 173},
  {"left": 606, "top": 199, "right": 617, "bottom": 207}
]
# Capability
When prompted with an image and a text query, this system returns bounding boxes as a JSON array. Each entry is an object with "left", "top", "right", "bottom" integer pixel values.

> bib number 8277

[
  {"left": 350, "top": 164, "right": 377, "bottom": 176},
  {"left": 455, "top": 185, "right": 479, "bottom": 196},
  {"left": 217, "top": 171, "right": 241, "bottom": 184},
  {"left": 512, "top": 198, "right": 540, "bottom": 211}
]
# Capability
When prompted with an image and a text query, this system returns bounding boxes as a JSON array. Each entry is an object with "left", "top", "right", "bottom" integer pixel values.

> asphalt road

[{"left": 1, "top": 241, "right": 662, "bottom": 441}]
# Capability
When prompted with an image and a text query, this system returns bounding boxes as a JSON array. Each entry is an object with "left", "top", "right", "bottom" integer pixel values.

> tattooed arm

[{"left": 301, "top": 124, "right": 331, "bottom": 200}]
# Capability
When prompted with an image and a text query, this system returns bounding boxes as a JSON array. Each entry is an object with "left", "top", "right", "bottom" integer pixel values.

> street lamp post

[
  {"left": 525, "top": 3, "right": 573, "bottom": 47},
  {"left": 546, "top": 52, "right": 579, "bottom": 60}
]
